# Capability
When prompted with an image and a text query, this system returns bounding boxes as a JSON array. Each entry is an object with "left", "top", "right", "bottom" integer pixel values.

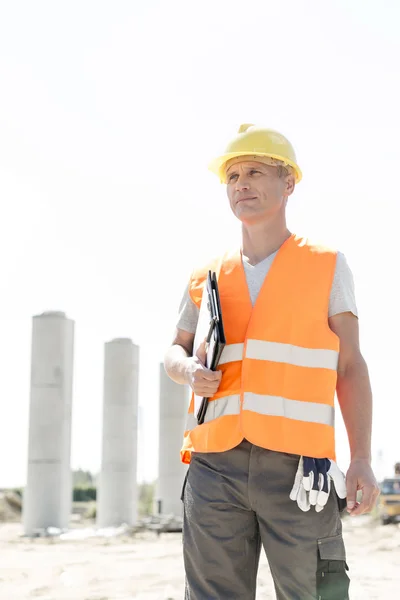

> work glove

[{"left": 290, "top": 456, "right": 347, "bottom": 512}]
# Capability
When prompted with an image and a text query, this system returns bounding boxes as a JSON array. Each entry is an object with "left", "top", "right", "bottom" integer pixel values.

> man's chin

[{"left": 234, "top": 208, "right": 263, "bottom": 224}]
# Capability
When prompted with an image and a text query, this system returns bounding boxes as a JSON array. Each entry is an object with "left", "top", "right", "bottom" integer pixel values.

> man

[{"left": 164, "top": 124, "right": 379, "bottom": 599}]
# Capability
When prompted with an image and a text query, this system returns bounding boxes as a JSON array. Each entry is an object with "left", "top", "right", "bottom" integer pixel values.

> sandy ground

[{"left": 0, "top": 517, "right": 399, "bottom": 599}]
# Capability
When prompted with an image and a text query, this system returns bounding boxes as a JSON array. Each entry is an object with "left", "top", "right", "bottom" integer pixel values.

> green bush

[
  {"left": 12, "top": 487, "right": 97, "bottom": 503},
  {"left": 11, "top": 481, "right": 156, "bottom": 516},
  {"left": 73, "top": 486, "right": 97, "bottom": 502}
]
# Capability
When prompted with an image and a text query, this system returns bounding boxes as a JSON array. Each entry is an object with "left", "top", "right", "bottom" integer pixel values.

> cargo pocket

[{"left": 317, "top": 534, "right": 350, "bottom": 600}]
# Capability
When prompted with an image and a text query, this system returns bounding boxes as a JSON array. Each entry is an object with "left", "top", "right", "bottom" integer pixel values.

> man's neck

[{"left": 241, "top": 218, "right": 292, "bottom": 266}]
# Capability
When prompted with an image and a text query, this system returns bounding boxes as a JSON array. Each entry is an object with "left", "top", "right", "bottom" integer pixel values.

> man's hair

[{"left": 277, "top": 164, "right": 292, "bottom": 179}]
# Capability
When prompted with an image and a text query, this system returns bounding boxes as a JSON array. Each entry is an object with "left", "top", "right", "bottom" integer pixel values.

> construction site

[
  {"left": 0, "top": 311, "right": 400, "bottom": 599},
  {"left": 1, "top": 2, "right": 400, "bottom": 598},
  {"left": 1, "top": 498, "right": 400, "bottom": 599}
]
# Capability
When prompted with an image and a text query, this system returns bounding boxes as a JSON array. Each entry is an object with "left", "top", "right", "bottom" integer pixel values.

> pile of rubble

[
  {"left": 0, "top": 491, "right": 22, "bottom": 523},
  {"left": 15, "top": 513, "right": 183, "bottom": 540},
  {"left": 137, "top": 513, "right": 183, "bottom": 535}
]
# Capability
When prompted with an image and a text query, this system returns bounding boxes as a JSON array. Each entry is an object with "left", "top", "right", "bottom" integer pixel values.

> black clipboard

[{"left": 196, "top": 271, "right": 226, "bottom": 425}]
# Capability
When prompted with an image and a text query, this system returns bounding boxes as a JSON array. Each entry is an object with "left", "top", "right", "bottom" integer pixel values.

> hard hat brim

[{"left": 209, "top": 151, "right": 302, "bottom": 184}]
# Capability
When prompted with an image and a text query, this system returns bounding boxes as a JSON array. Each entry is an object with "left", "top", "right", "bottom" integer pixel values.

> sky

[{"left": 0, "top": 0, "right": 399, "bottom": 488}]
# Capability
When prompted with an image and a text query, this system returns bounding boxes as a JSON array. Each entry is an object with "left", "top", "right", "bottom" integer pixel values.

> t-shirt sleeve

[
  {"left": 176, "top": 284, "right": 200, "bottom": 333},
  {"left": 328, "top": 252, "right": 358, "bottom": 318}
]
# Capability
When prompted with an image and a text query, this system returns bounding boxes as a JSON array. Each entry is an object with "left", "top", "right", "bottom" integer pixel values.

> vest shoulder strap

[
  {"left": 189, "top": 254, "right": 226, "bottom": 307},
  {"left": 298, "top": 236, "right": 337, "bottom": 257}
]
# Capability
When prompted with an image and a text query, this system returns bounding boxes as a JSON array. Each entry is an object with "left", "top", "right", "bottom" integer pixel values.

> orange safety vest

[{"left": 181, "top": 234, "right": 340, "bottom": 464}]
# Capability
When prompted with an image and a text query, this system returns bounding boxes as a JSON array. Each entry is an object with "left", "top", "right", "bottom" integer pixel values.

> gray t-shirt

[{"left": 177, "top": 251, "right": 358, "bottom": 334}]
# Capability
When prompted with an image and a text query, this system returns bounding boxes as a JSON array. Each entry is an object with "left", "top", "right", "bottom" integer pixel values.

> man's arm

[
  {"left": 164, "top": 329, "right": 194, "bottom": 385},
  {"left": 164, "top": 328, "right": 222, "bottom": 396},
  {"left": 329, "top": 311, "right": 380, "bottom": 515}
]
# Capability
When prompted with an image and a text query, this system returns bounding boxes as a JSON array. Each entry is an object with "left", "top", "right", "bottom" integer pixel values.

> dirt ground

[{"left": 0, "top": 517, "right": 399, "bottom": 599}]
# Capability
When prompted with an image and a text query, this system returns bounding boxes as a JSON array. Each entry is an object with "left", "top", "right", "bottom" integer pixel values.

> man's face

[{"left": 225, "top": 160, "right": 295, "bottom": 224}]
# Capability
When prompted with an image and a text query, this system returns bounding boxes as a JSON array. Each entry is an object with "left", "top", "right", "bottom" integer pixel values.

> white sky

[{"left": 0, "top": 0, "right": 399, "bottom": 487}]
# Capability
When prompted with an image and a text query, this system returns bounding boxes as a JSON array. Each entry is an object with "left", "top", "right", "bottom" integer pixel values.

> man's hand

[
  {"left": 346, "top": 459, "right": 380, "bottom": 515},
  {"left": 184, "top": 339, "right": 222, "bottom": 397}
]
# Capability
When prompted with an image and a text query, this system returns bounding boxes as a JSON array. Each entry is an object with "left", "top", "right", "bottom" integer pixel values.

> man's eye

[
  {"left": 228, "top": 174, "right": 238, "bottom": 182},
  {"left": 249, "top": 169, "right": 260, "bottom": 175}
]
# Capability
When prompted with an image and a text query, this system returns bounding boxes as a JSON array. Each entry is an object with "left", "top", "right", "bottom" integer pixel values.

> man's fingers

[
  {"left": 201, "top": 369, "right": 222, "bottom": 381},
  {"left": 346, "top": 476, "right": 358, "bottom": 512},
  {"left": 193, "top": 383, "right": 220, "bottom": 396},
  {"left": 195, "top": 377, "right": 220, "bottom": 387},
  {"left": 192, "top": 364, "right": 222, "bottom": 384},
  {"left": 192, "top": 369, "right": 222, "bottom": 396},
  {"left": 198, "top": 390, "right": 217, "bottom": 398},
  {"left": 344, "top": 461, "right": 380, "bottom": 516},
  {"left": 357, "top": 488, "right": 374, "bottom": 515},
  {"left": 351, "top": 500, "right": 368, "bottom": 515},
  {"left": 351, "top": 487, "right": 378, "bottom": 515},
  {"left": 351, "top": 486, "right": 379, "bottom": 516}
]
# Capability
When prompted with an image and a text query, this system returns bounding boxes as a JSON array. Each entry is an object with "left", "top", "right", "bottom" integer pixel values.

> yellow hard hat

[{"left": 209, "top": 124, "right": 302, "bottom": 184}]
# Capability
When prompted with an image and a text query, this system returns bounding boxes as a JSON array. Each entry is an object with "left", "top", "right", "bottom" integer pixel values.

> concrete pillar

[
  {"left": 23, "top": 311, "right": 75, "bottom": 535},
  {"left": 156, "top": 364, "right": 189, "bottom": 516},
  {"left": 97, "top": 338, "right": 139, "bottom": 527}
]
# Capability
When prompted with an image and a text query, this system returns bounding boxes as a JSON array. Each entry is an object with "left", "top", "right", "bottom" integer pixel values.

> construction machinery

[{"left": 377, "top": 463, "right": 400, "bottom": 525}]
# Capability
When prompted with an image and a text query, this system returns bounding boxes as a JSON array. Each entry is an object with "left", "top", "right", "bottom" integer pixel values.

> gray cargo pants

[{"left": 182, "top": 440, "right": 349, "bottom": 599}]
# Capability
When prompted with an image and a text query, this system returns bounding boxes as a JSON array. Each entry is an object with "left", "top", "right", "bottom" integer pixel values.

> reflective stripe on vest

[
  {"left": 185, "top": 394, "right": 241, "bottom": 430},
  {"left": 243, "top": 392, "right": 334, "bottom": 426},
  {"left": 220, "top": 340, "right": 338, "bottom": 370},
  {"left": 246, "top": 340, "right": 339, "bottom": 371},
  {"left": 219, "top": 343, "right": 244, "bottom": 364},
  {"left": 185, "top": 339, "right": 337, "bottom": 428},
  {"left": 186, "top": 392, "right": 334, "bottom": 428}
]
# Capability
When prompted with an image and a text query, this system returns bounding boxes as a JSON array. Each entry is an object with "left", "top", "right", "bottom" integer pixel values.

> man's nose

[{"left": 235, "top": 174, "right": 250, "bottom": 191}]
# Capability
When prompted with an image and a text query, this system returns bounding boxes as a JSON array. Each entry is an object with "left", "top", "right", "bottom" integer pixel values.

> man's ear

[{"left": 286, "top": 174, "right": 295, "bottom": 196}]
